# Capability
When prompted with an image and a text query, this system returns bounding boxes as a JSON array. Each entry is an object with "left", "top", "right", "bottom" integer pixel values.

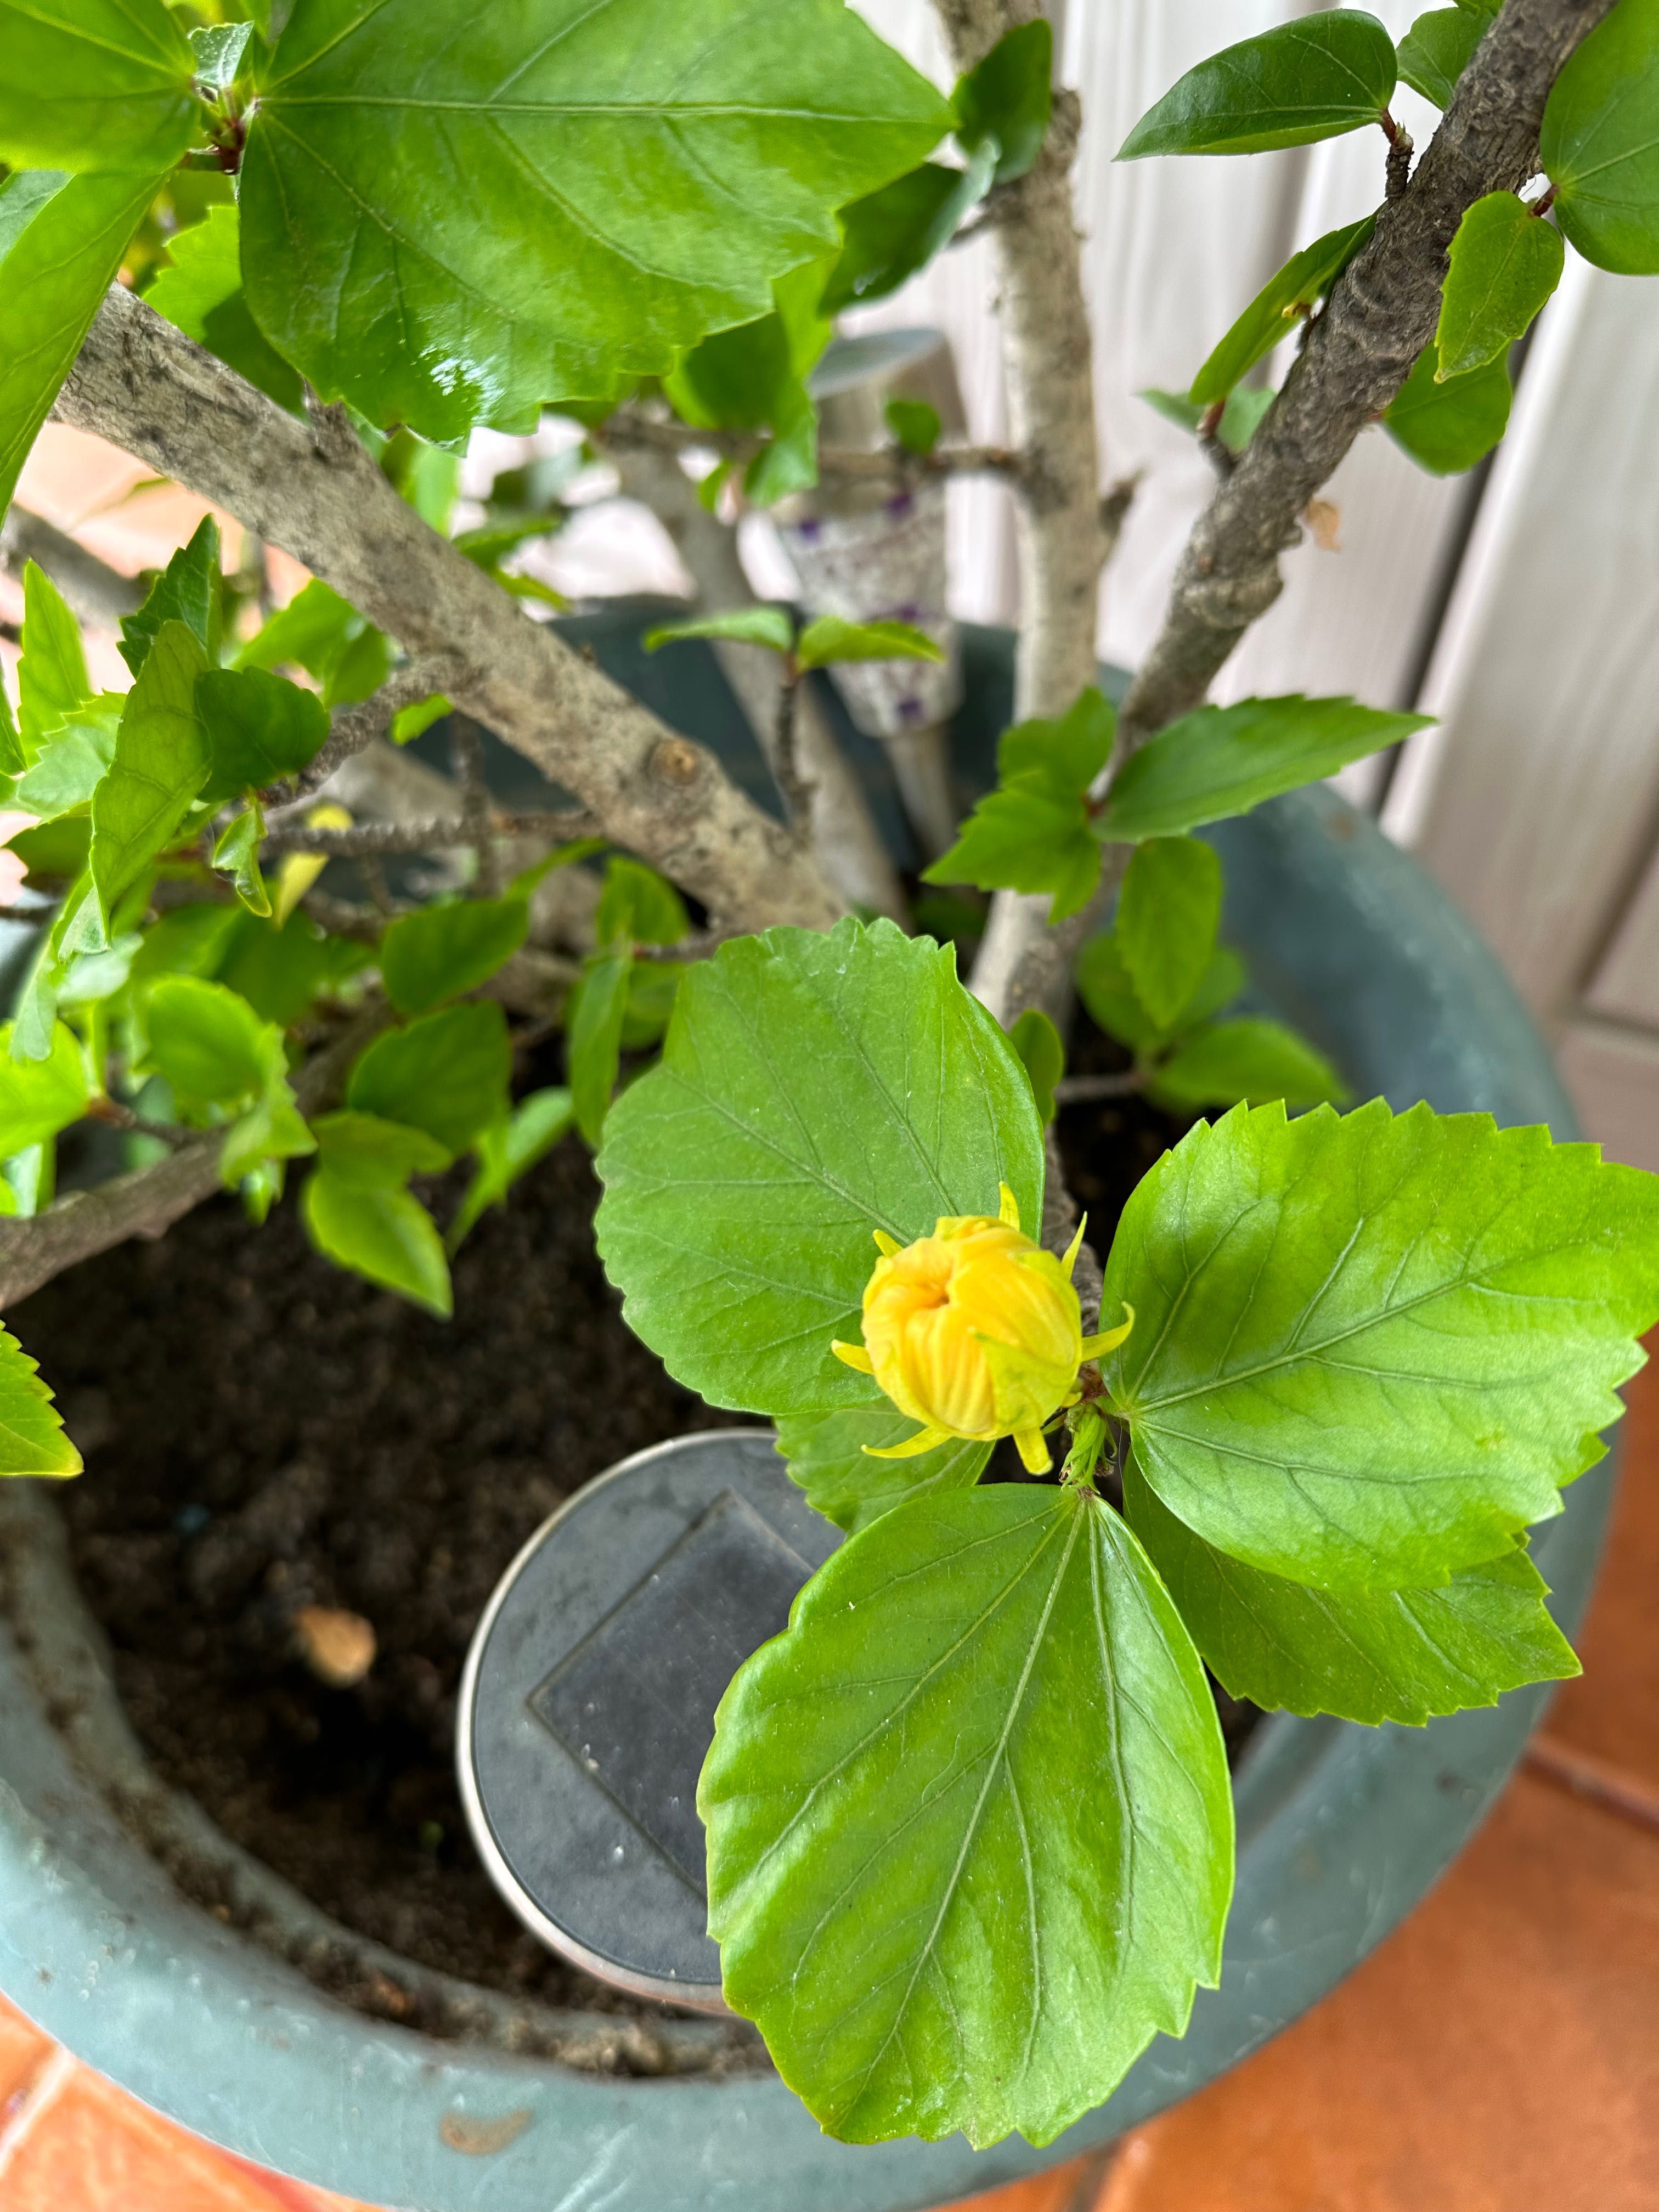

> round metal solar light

[{"left": 457, "top": 1430, "right": 839, "bottom": 2011}]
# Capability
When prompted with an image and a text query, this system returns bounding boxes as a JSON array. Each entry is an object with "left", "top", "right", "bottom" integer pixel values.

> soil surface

[{"left": 16, "top": 1009, "right": 1256, "bottom": 2030}]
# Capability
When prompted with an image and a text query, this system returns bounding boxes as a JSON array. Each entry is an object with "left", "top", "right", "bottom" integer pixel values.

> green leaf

[
  {"left": 380, "top": 897, "right": 528, "bottom": 1018},
  {"left": 594, "top": 856, "right": 689, "bottom": 950},
  {"left": 1141, "top": 386, "right": 1277, "bottom": 456},
  {"left": 0, "top": 1022, "right": 88, "bottom": 1154},
  {"left": 0, "top": 674, "right": 19, "bottom": 782},
  {"left": 218, "top": 1088, "right": 315, "bottom": 1188},
  {"left": 1384, "top": 345, "right": 1511, "bottom": 473},
  {"left": 1541, "top": 0, "right": 1659, "bottom": 275},
  {"left": 12, "top": 871, "right": 101, "bottom": 1061},
  {"left": 1009, "top": 1007, "right": 1063, "bottom": 1128},
  {"left": 246, "top": 0, "right": 296, "bottom": 43},
  {"left": 215, "top": 906, "right": 370, "bottom": 1025},
  {"left": 568, "top": 944, "right": 634, "bottom": 1148},
  {"left": 234, "top": 579, "right": 387, "bottom": 710},
  {"left": 382, "top": 428, "right": 463, "bottom": 533},
  {"left": 644, "top": 606, "right": 794, "bottom": 657},
  {"left": 0, "top": 167, "right": 167, "bottom": 523},
  {"left": 18, "top": 563, "right": 89, "bottom": 763},
  {"left": 1103, "top": 1100, "right": 1659, "bottom": 1591},
  {"left": 1118, "top": 10, "right": 1397, "bottom": 159},
  {"left": 1436, "top": 193, "right": 1564, "bottom": 378},
  {"left": 211, "top": 806, "right": 271, "bottom": 918},
  {"left": 1115, "top": 837, "right": 1222, "bottom": 1031},
  {"left": 15, "top": 698, "right": 120, "bottom": 821},
  {"left": 1175, "top": 1026, "right": 1306, "bottom": 1114},
  {"left": 144, "top": 204, "right": 305, "bottom": 413},
  {"left": 1396, "top": 6, "right": 1482, "bottom": 109},
  {"left": 1123, "top": 1454, "right": 1579, "bottom": 1726},
  {"left": 1190, "top": 217, "right": 1375, "bottom": 405},
  {"left": 772, "top": 1407, "right": 989, "bottom": 1534},
  {"left": 389, "top": 692, "right": 452, "bottom": 746},
  {"left": 142, "top": 974, "right": 281, "bottom": 1108},
  {"left": 1147, "top": 1017, "right": 1347, "bottom": 1112},
  {"left": 196, "top": 667, "right": 329, "bottom": 800},
  {"left": 701, "top": 1483, "right": 1233, "bottom": 2147},
  {"left": 595, "top": 918, "right": 1043, "bottom": 1417},
  {"left": 923, "top": 687, "right": 1115, "bottom": 924},
  {"left": 1075, "top": 930, "right": 1160, "bottom": 1053},
  {"left": 347, "top": 1000, "right": 511, "bottom": 1156},
  {"left": 188, "top": 21, "right": 253, "bottom": 94},
  {"left": 0, "top": 1324, "right": 81, "bottom": 1478},
  {"left": 665, "top": 260, "right": 831, "bottom": 507},
  {"left": 302, "top": 1167, "right": 452, "bottom": 1316},
  {"left": 240, "top": 0, "right": 951, "bottom": 442},
  {"left": 819, "top": 149, "right": 995, "bottom": 317},
  {"left": 1094, "top": 695, "right": 1427, "bottom": 845},
  {"left": 129, "top": 899, "right": 241, "bottom": 989},
  {"left": 448, "top": 1086, "right": 574, "bottom": 1251},
  {"left": 0, "top": 0, "right": 197, "bottom": 174},
  {"left": 120, "top": 516, "right": 221, "bottom": 680},
  {"left": 885, "top": 396, "right": 941, "bottom": 456},
  {"left": 90, "top": 620, "right": 210, "bottom": 924},
  {"left": 953, "top": 18, "right": 1052, "bottom": 184},
  {"left": 795, "top": 617, "right": 945, "bottom": 673},
  {"left": 620, "top": 960, "right": 683, "bottom": 1052},
  {"left": 311, "top": 1107, "right": 450, "bottom": 1184}
]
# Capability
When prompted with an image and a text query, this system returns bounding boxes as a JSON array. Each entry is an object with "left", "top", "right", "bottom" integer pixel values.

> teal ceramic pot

[{"left": 0, "top": 620, "right": 1608, "bottom": 2211}]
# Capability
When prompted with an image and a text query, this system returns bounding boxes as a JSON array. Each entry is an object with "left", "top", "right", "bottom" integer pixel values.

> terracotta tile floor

[{"left": 2, "top": 1363, "right": 1654, "bottom": 2210}]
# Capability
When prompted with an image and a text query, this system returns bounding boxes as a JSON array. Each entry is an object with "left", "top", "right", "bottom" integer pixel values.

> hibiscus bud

[{"left": 832, "top": 1186, "right": 1131, "bottom": 1475}]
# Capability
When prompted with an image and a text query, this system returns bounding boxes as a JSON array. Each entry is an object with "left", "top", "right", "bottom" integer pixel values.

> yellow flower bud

[{"left": 832, "top": 1185, "right": 1132, "bottom": 1475}]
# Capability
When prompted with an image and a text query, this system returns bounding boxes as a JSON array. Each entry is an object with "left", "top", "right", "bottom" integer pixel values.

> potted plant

[{"left": 1, "top": 1, "right": 1657, "bottom": 2207}]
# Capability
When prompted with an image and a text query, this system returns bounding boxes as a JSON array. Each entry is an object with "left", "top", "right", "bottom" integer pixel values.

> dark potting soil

[{"left": 16, "top": 1014, "right": 1257, "bottom": 2034}]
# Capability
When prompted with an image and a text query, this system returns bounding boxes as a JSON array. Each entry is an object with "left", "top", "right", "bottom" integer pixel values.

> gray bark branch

[
  {"left": 53, "top": 288, "right": 843, "bottom": 933},
  {"left": 1115, "top": 0, "right": 1617, "bottom": 749}
]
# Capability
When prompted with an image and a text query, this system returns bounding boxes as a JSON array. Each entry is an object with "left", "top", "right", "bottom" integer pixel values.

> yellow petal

[
  {"left": 864, "top": 1424, "right": 952, "bottom": 1461},
  {"left": 831, "top": 1340, "right": 875, "bottom": 1375},
  {"left": 1080, "top": 1302, "right": 1136, "bottom": 1360},
  {"left": 998, "top": 1182, "right": 1020, "bottom": 1230},
  {"left": 872, "top": 1229, "right": 901, "bottom": 1257},
  {"left": 1013, "top": 1426, "right": 1052, "bottom": 1474},
  {"left": 1060, "top": 1214, "right": 1089, "bottom": 1282}
]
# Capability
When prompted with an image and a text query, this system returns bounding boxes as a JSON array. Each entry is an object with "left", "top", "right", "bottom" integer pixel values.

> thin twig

[
  {"left": 598, "top": 408, "right": 1026, "bottom": 485},
  {"left": 450, "top": 716, "right": 501, "bottom": 895},
  {"left": 82, "top": 1098, "right": 195, "bottom": 1148},
  {"left": 771, "top": 673, "right": 815, "bottom": 833},
  {"left": 634, "top": 928, "right": 741, "bottom": 964},
  {"left": 1053, "top": 1070, "right": 1147, "bottom": 1105},
  {"left": 297, "top": 655, "right": 465, "bottom": 794},
  {"left": 263, "top": 805, "right": 598, "bottom": 861}
]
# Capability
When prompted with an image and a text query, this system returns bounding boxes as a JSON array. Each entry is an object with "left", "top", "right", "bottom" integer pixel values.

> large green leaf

[
  {"left": 0, "top": 1325, "right": 81, "bottom": 1478},
  {"left": 954, "top": 18, "right": 1052, "bottom": 184},
  {"left": 1385, "top": 345, "right": 1511, "bottom": 474},
  {"left": 819, "top": 153, "right": 993, "bottom": 317},
  {"left": 196, "top": 667, "right": 328, "bottom": 801},
  {"left": 379, "top": 896, "right": 528, "bottom": 1019},
  {"left": 1436, "top": 193, "right": 1564, "bottom": 379},
  {"left": 1124, "top": 1453, "right": 1579, "bottom": 1726},
  {"left": 89, "top": 619, "right": 210, "bottom": 924},
  {"left": 240, "top": 0, "right": 951, "bottom": 442},
  {"left": 144, "top": 204, "right": 304, "bottom": 413},
  {"left": 1147, "top": 1017, "right": 1346, "bottom": 1112},
  {"left": 1103, "top": 1101, "right": 1659, "bottom": 1591},
  {"left": 1118, "top": 12, "right": 1397, "bottom": 159},
  {"left": 1396, "top": 5, "right": 1482, "bottom": 109},
  {"left": 1115, "top": 836, "right": 1221, "bottom": 1031},
  {"left": 1541, "top": 0, "right": 1659, "bottom": 275},
  {"left": 142, "top": 975, "right": 283, "bottom": 1109},
  {"left": 774, "top": 1406, "right": 989, "bottom": 1533},
  {"left": 302, "top": 1167, "right": 452, "bottom": 1316},
  {"left": 1093, "top": 696, "right": 1426, "bottom": 845},
  {"left": 923, "top": 687, "right": 1115, "bottom": 923},
  {"left": 702, "top": 1483, "right": 1233, "bottom": 2147},
  {"left": 119, "top": 515, "right": 221, "bottom": 679},
  {"left": 0, "top": 167, "right": 165, "bottom": 522},
  {"left": 17, "top": 563, "right": 90, "bottom": 761},
  {"left": 594, "top": 918, "right": 1044, "bottom": 1417},
  {"left": 0, "top": 0, "right": 197, "bottom": 174},
  {"left": 347, "top": 1000, "right": 511, "bottom": 1156},
  {"left": 568, "top": 945, "right": 634, "bottom": 1148},
  {"left": 0, "top": 1022, "right": 88, "bottom": 1154},
  {"left": 1190, "top": 216, "right": 1374, "bottom": 405}
]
